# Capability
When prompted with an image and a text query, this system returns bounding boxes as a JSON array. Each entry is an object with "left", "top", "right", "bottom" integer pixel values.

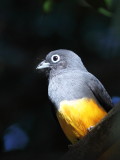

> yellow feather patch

[{"left": 56, "top": 98, "right": 107, "bottom": 143}]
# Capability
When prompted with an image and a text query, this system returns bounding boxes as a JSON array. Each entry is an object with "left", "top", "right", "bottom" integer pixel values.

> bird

[{"left": 36, "top": 49, "right": 113, "bottom": 144}]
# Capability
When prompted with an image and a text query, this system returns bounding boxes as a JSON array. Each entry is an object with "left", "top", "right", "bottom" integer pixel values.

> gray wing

[{"left": 85, "top": 72, "right": 113, "bottom": 112}]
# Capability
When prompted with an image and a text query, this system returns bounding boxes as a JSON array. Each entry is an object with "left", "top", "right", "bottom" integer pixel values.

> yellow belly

[{"left": 56, "top": 98, "right": 107, "bottom": 144}]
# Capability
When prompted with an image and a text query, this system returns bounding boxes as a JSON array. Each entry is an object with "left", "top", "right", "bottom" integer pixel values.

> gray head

[{"left": 36, "top": 49, "right": 87, "bottom": 78}]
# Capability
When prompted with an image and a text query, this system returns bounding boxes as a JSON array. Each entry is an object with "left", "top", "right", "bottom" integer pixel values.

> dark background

[{"left": 0, "top": 0, "right": 120, "bottom": 160}]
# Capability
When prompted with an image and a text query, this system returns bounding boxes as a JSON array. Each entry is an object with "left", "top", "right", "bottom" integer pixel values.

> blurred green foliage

[
  {"left": 98, "top": 8, "right": 112, "bottom": 17},
  {"left": 43, "top": 0, "right": 54, "bottom": 13},
  {"left": 105, "top": 0, "right": 112, "bottom": 8}
]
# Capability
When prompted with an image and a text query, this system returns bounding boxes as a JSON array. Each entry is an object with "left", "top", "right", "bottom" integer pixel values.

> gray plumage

[{"left": 37, "top": 49, "right": 113, "bottom": 111}]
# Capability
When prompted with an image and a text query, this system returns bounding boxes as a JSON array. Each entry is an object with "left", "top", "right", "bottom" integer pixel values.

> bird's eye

[{"left": 51, "top": 55, "right": 60, "bottom": 63}]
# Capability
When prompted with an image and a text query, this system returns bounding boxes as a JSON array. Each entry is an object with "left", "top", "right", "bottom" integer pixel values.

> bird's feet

[{"left": 88, "top": 126, "right": 95, "bottom": 132}]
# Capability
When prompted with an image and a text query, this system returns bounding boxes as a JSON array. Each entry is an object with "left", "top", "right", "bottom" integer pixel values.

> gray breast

[{"left": 48, "top": 70, "right": 95, "bottom": 109}]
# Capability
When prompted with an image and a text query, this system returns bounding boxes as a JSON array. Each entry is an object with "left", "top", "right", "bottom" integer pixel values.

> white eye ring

[{"left": 51, "top": 54, "right": 60, "bottom": 63}]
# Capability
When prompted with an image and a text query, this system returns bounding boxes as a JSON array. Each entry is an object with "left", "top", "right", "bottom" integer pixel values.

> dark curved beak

[{"left": 36, "top": 60, "right": 50, "bottom": 70}]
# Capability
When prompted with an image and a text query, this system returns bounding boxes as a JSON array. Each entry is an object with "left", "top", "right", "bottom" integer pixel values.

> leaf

[
  {"left": 98, "top": 7, "right": 112, "bottom": 17},
  {"left": 105, "top": 0, "right": 112, "bottom": 8}
]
